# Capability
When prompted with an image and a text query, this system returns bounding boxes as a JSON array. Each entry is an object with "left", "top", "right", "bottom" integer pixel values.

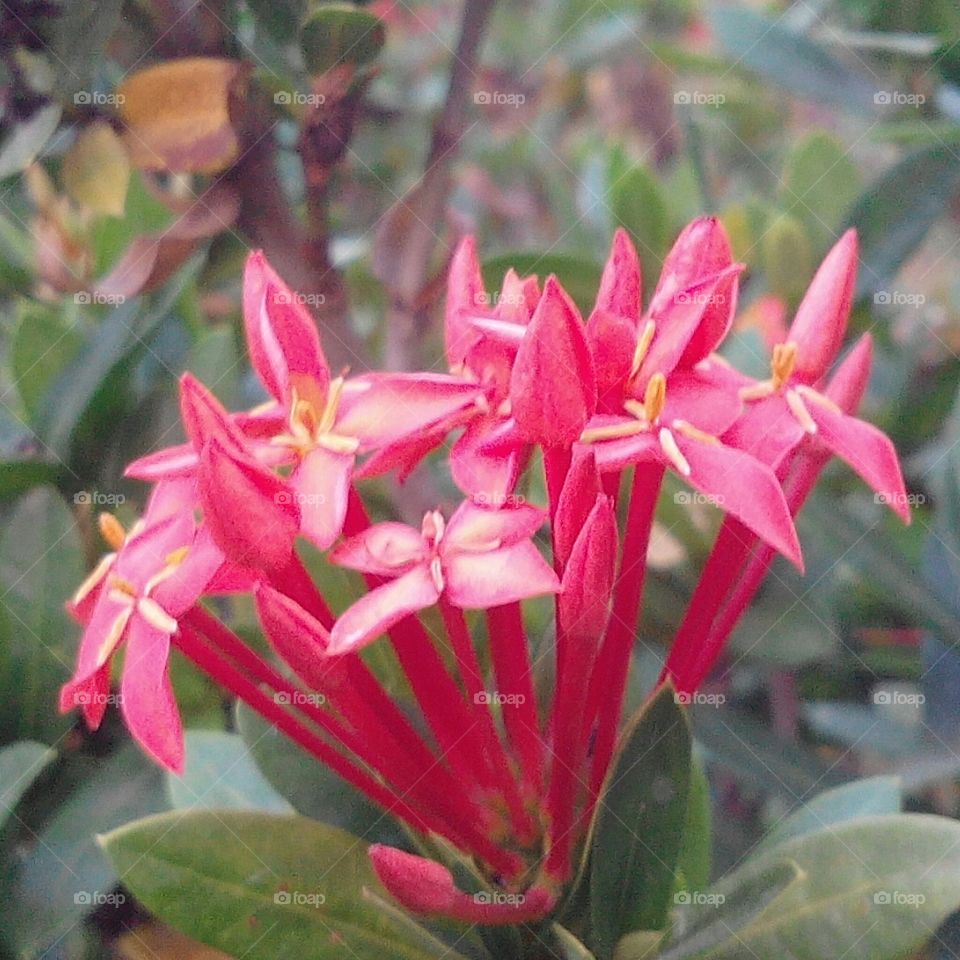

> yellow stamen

[
  {"left": 72, "top": 553, "right": 117, "bottom": 607},
  {"left": 658, "top": 428, "right": 691, "bottom": 477},
  {"left": 794, "top": 384, "right": 841, "bottom": 414},
  {"left": 673, "top": 420, "right": 720, "bottom": 445},
  {"left": 98, "top": 513, "right": 126, "bottom": 551},
  {"left": 137, "top": 596, "right": 179, "bottom": 634},
  {"left": 771, "top": 341, "right": 798, "bottom": 390},
  {"left": 643, "top": 373, "right": 667, "bottom": 423},
  {"left": 143, "top": 548, "right": 191, "bottom": 595},
  {"left": 786, "top": 389, "right": 817, "bottom": 434},
  {"left": 629, "top": 320, "right": 657, "bottom": 380},
  {"left": 430, "top": 556, "right": 446, "bottom": 593},
  {"left": 95, "top": 606, "right": 134, "bottom": 667},
  {"left": 580, "top": 419, "right": 648, "bottom": 444}
]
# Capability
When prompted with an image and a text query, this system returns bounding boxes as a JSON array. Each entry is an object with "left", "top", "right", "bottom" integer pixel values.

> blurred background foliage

[{"left": 2, "top": 0, "right": 960, "bottom": 956}]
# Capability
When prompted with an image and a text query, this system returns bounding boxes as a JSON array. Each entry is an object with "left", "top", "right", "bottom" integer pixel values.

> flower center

[{"left": 277, "top": 377, "right": 360, "bottom": 457}]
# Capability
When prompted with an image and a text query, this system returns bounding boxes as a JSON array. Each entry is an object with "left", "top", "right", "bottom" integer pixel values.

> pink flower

[
  {"left": 327, "top": 500, "right": 559, "bottom": 654},
  {"left": 60, "top": 511, "right": 225, "bottom": 772}
]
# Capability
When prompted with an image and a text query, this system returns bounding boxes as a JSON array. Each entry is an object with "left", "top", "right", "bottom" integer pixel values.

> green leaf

[
  {"left": 0, "top": 459, "right": 62, "bottom": 504},
  {"left": 590, "top": 685, "right": 692, "bottom": 958},
  {"left": 613, "top": 931, "right": 663, "bottom": 960},
  {"left": 847, "top": 145, "right": 960, "bottom": 299},
  {"left": 758, "top": 776, "right": 901, "bottom": 853},
  {"left": 0, "top": 741, "right": 53, "bottom": 831},
  {"left": 236, "top": 702, "right": 406, "bottom": 845},
  {"left": 12, "top": 299, "right": 83, "bottom": 419},
  {"left": 482, "top": 252, "right": 603, "bottom": 317},
  {"left": 0, "top": 488, "right": 83, "bottom": 744},
  {"left": 300, "top": 4, "right": 386, "bottom": 74},
  {"left": 781, "top": 132, "right": 860, "bottom": 245},
  {"left": 608, "top": 159, "right": 669, "bottom": 305},
  {"left": 101, "top": 810, "right": 451, "bottom": 960},
  {"left": 680, "top": 815, "right": 960, "bottom": 960},
  {"left": 8, "top": 745, "right": 167, "bottom": 956},
  {"left": 62, "top": 122, "right": 130, "bottom": 217},
  {"left": 661, "top": 860, "right": 803, "bottom": 960},
  {"left": 167, "top": 731, "right": 295, "bottom": 813},
  {"left": 762, "top": 213, "right": 812, "bottom": 306},
  {"left": 50, "top": 0, "right": 124, "bottom": 96},
  {"left": 706, "top": 8, "right": 878, "bottom": 114},
  {"left": 247, "top": 0, "right": 306, "bottom": 42},
  {"left": 677, "top": 752, "right": 711, "bottom": 894}
]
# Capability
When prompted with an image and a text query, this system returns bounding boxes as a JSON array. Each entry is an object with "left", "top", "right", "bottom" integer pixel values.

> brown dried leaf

[{"left": 118, "top": 58, "right": 247, "bottom": 173}]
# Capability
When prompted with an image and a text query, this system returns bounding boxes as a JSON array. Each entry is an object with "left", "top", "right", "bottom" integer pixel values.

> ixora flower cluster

[{"left": 62, "top": 219, "right": 907, "bottom": 924}]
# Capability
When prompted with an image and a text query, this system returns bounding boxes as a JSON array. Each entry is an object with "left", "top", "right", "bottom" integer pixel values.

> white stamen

[{"left": 659, "top": 427, "right": 691, "bottom": 477}]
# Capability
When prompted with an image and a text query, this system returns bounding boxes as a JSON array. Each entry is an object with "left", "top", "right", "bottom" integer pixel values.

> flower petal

[
  {"left": 197, "top": 438, "right": 299, "bottom": 571},
  {"left": 337, "top": 373, "right": 482, "bottom": 449},
  {"left": 721, "top": 395, "right": 806, "bottom": 470},
  {"left": 179, "top": 372, "right": 248, "bottom": 454},
  {"left": 807, "top": 401, "right": 910, "bottom": 522},
  {"left": 328, "top": 566, "right": 439, "bottom": 655},
  {"left": 291, "top": 447, "right": 354, "bottom": 550},
  {"left": 510, "top": 275, "right": 596, "bottom": 447},
  {"left": 445, "top": 235, "right": 487, "bottom": 368},
  {"left": 330, "top": 522, "right": 426, "bottom": 575},
  {"left": 675, "top": 432, "right": 803, "bottom": 568},
  {"left": 593, "top": 227, "right": 642, "bottom": 320},
  {"left": 554, "top": 444, "right": 602, "bottom": 570},
  {"left": 120, "top": 617, "right": 183, "bottom": 773},
  {"left": 445, "top": 542, "right": 559, "bottom": 608},
  {"left": 242, "top": 250, "right": 330, "bottom": 404},
  {"left": 125, "top": 444, "right": 198, "bottom": 481},
  {"left": 450, "top": 415, "right": 521, "bottom": 502},
  {"left": 788, "top": 229, "right": 858, "bottom": 383},
  {"left": 445, "top": 499, "right": 548, "bottom": 550}
]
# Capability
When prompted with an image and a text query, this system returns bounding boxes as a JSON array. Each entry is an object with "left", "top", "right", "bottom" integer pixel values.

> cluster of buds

[{"left": 61, "top": 220, "right": 907, "bottom": 923}]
